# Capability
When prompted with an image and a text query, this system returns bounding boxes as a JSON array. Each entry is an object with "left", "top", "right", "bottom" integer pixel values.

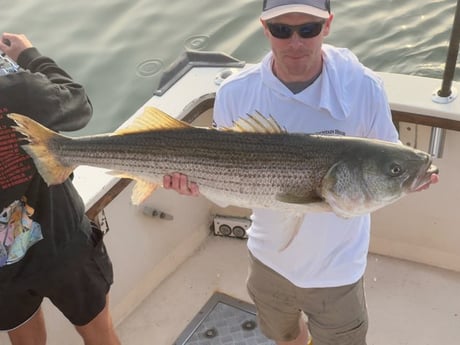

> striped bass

[{"left": 8, "top": 107, "right": 438, "bottom": 220}]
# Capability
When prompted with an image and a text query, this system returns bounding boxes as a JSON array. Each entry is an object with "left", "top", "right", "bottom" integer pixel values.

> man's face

[{"left": 261, "top": 12, "right": 333, "bottom": 83}]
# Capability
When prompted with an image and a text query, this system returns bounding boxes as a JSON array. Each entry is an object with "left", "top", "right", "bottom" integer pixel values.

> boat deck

[{"left": 115, "top": 235, "right": 460, "bottom": 345}]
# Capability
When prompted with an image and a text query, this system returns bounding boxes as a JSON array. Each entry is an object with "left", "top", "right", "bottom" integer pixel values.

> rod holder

[
  {"left": 428, "top": 127, "right": 446, "bottom": 158},
  {"left": 430, "top": 86, "right": 455, "bottom": 159},
  {"left": 430, "top": 83, "right": 456, "bottom": 159},
  {"left": 432, "top": 86, "right": 458, "bottom": 104}
]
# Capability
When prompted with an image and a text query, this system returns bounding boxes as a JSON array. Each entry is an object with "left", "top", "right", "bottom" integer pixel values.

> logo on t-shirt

[{"left": 315, "top": 129, "right": 346, "bottom": 136}]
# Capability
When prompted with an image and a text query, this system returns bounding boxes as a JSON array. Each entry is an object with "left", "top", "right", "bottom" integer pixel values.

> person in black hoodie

[{"left": 0, "top": 33, "right": 120, "bottom": 345}]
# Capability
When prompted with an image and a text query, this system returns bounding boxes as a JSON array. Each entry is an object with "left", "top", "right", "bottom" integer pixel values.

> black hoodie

[{"left": 0, "top": 47, "right": 95, "bottom": 284}]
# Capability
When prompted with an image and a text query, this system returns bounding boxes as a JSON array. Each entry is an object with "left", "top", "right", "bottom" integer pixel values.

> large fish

[{"left": 8, "top": 107, "right": 437, "bottom": 220}]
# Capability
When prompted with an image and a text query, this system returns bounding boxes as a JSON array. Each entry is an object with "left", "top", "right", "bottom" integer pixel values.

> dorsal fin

[
  {"left": 224, "top": 111, "right": 285, "bottom": 133},
  {"left": 114, "top": 106, "right": 191, "bottom": 135}
]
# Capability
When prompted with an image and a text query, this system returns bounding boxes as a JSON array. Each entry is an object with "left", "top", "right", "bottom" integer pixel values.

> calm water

[{"left": 1, "top": 0, "right": 457, "bottom": 135}]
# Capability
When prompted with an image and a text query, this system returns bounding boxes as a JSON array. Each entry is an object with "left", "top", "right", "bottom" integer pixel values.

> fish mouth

[{"left": 410, "top": 162, "right": 439, "bottom": 192}]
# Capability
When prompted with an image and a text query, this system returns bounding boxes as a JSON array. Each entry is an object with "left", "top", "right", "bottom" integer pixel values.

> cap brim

[{"left": 260, "top": 4, "right": 330, "bottom": 21}]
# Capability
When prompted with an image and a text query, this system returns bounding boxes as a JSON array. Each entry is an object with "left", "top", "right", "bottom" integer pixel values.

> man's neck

[
  {"left": 271, "top": 55, "right": 323, "bottom": 84},
  {"left": 272, "top": 59, "right": 323, "bottom": 94},
  {"left": 282, "top": 70, "right": 322, "bottom": 94}
]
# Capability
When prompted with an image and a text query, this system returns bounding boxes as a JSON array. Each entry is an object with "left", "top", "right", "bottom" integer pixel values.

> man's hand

[
  {"left": 0, "top": 33, "right": 33, "bottom": 62},
  {"left": 163, "top": 173, "right": 200, "bottom": 196}
]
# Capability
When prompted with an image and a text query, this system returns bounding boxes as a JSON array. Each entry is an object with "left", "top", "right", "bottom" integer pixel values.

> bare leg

[
  {"left": 276, "top": 317, "right": 311, "bottom": 345},
  {"left": 74, "top": 294, "right": 121, "bottom": 345},
  {"left": 8, "top": 307, "right": 46, "bottom": 345}
]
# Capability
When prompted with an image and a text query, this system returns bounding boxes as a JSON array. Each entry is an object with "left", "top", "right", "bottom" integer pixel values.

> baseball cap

[{"left": 261, "top": 0, "right": 331, "bottom": 21}]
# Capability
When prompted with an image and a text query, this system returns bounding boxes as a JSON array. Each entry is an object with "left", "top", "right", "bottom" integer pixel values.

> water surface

[{"left": 1, "top": 0, "right": 456, "bottom": 134}]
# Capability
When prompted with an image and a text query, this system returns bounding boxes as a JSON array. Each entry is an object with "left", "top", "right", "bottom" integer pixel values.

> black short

[{"left": 0, "top": 227, "right": 113, "bottom": 331}]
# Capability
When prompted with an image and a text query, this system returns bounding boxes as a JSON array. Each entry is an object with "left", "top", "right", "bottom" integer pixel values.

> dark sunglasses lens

[
  {"left": 268, "top": 22, "right": 324, "bottom": 39},
  {"left": 268, "top": 24, "right": 293, "bottom": 39},
  {"left": 298, "top": 22, "right": 323, "bottom": 38}
]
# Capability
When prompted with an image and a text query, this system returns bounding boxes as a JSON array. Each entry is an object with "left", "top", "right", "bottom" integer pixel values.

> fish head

[{"left": 320, "top": 140, "right": 438, "bottom": 218}]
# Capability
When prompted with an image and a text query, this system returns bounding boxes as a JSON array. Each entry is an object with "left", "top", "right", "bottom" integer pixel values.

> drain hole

[
  {"left": 242, "top": 320, "right": 257, "bottom": 330},
  {"left": 203, "top": 327, "right": 218, "bottom": 338}
]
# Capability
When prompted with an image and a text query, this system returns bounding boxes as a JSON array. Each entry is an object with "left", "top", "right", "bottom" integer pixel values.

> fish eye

[{"left": 389, "top": 163, "right": 403, "bottom": 176}]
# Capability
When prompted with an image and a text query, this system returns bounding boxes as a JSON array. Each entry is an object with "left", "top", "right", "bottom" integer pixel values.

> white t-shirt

[{"left": 213, "top": 45, "right": 399, "bottom": 288}]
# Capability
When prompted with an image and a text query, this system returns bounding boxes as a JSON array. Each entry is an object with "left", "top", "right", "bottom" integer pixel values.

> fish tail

[{"left": 8, "top": 113, "right": 75, "bottom": 186}]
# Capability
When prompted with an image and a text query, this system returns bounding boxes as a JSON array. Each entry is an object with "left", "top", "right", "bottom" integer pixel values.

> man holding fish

[{"left": 164, "top": 1, "right": 439, "bottom": 345}]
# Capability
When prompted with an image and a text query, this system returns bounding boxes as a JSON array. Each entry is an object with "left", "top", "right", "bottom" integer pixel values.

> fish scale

[{"left": 58, "top": 129, "right": 331, "bottom": 192}]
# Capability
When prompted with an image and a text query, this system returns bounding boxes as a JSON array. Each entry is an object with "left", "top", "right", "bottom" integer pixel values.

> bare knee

[
  {"left": 8, "top": 308, "right": 47, "bottom": 345},
  {"left": 74, "top": 295, "right": 120, "bottom": 345}
]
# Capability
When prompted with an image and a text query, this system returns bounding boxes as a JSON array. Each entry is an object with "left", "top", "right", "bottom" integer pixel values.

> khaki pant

[{"left": 247, "top": 252, "right": 368, "bottom": 345}]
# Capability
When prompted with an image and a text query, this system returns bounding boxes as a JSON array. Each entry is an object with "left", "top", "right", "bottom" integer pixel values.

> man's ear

[
  {"left": 260, "top": 19, "right": 270, "bottom": 38},
  {"left": 323, "top": 14, "right": 334, "bottom": 37}
]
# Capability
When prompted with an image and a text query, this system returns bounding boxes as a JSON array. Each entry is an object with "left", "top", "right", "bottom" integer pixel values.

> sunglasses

[{"left": 267, "top": 21, "right": 325, "bottom": 39}]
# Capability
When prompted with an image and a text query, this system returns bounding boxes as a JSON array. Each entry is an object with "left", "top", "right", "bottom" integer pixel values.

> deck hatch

[{"left": 173, "top": 292, "right": 274, "bottom": 345}]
